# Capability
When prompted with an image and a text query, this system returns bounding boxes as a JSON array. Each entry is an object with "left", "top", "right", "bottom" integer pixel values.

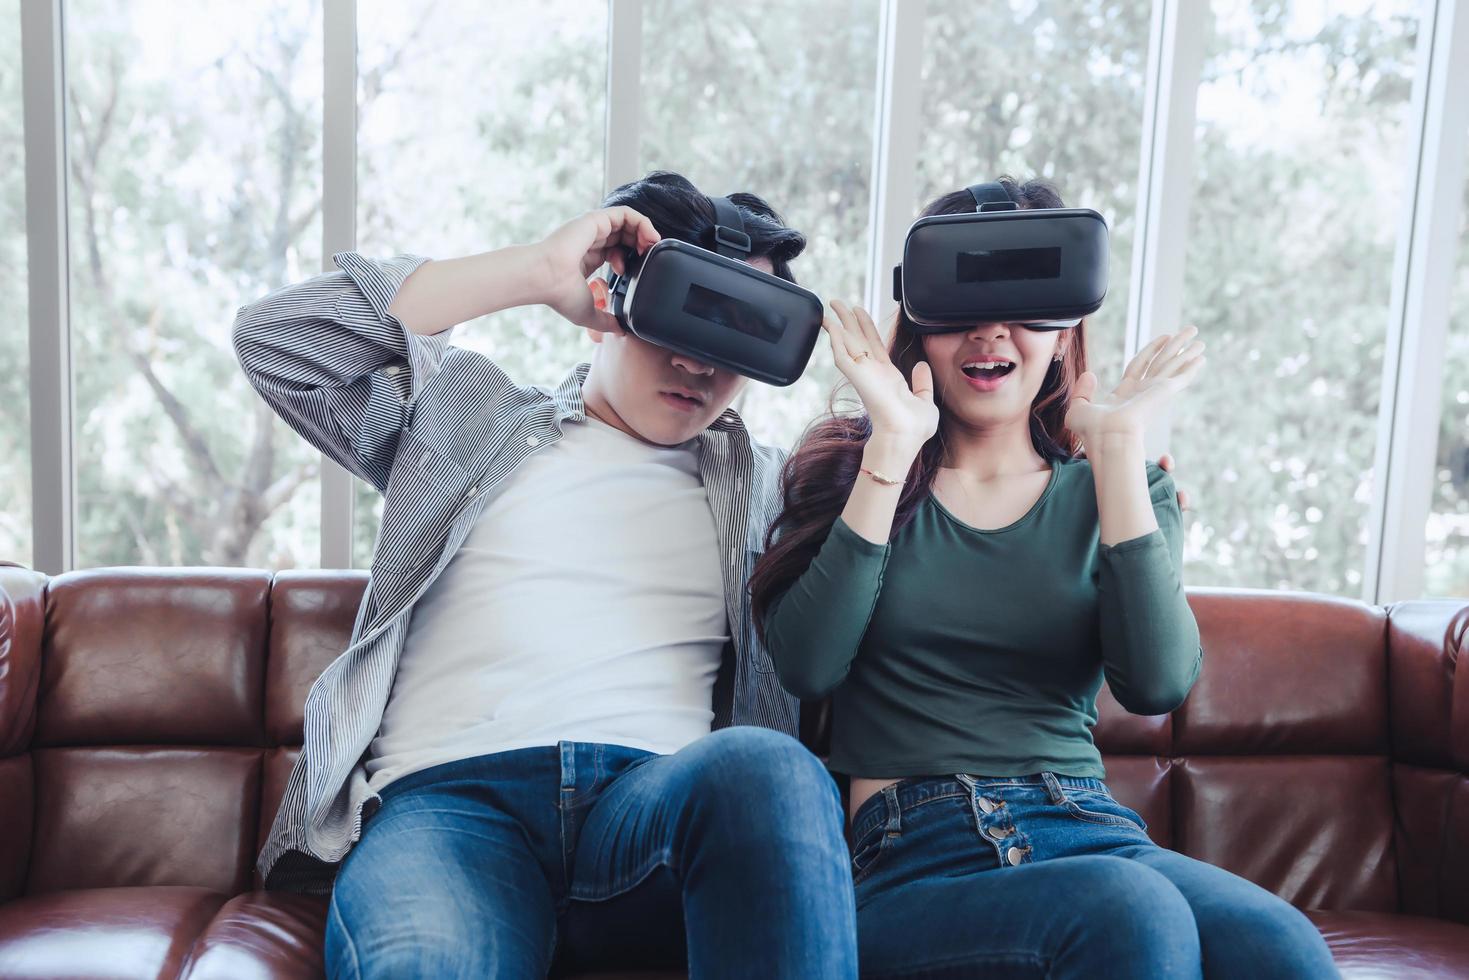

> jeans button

[
  {"left": 1007, "top": 845, "right": 1025, "bottom": 866},
  {"left": 987, "top": 824, "right": 1012, "bottom": 840},
  {"left": 977, "top": 796, "right": 998, "bottom": 814}
]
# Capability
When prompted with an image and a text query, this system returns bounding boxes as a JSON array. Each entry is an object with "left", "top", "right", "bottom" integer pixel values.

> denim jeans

[
  {"left": 325, "top": 726, "right": 857, "bottom": 979},
  {"left": 851, "top": 772, "right": 1339, "bottom": 979}
]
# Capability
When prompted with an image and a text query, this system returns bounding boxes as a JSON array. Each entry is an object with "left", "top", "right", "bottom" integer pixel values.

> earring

[{"left": 1052, "top": 351, "right": 1063, "bottom": 362}]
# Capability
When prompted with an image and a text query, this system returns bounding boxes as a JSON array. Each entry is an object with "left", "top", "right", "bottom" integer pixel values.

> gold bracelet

[{"left": 860, "top": 465, "right": 904, "bottom": 486}]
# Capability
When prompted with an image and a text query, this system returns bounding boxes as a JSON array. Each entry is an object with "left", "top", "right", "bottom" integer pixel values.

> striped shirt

[{"left": 233, "top": 251, "right": 796, "bottom": 893}]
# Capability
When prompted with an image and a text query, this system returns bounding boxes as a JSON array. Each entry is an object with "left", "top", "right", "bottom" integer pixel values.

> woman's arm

[
  {"left": 763, "top": 301, "right": 939, "bottom": 699},
  {"left": 763, "top": 515, "right": 892, "bottom": 700},
  {"left": 1066, "top": 327, "right": 1207, "bottom": 715},
  {"left": 1092, "top": 455, "right": 1202, "bottom": 715}
]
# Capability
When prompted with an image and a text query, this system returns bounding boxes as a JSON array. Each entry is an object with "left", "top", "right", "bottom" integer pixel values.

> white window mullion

[
  {"left": 22, "top": 0, "right": 73, "bottom": 575},
  {"left": 864, "top": 0, "right": 924, "bottom": 326},
  {"left": 320, "top": 0, "right": 357, "bottom": 570},
  {"left": 604, "top": 0, "right": 643, "bottom": 197},
  {"left": 1125, "top": 0, "right": 1205, "bottom": 463}
]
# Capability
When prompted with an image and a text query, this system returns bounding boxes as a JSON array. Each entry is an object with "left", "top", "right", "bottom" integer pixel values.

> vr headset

[
  {"left": 606, "top": 196, "right": 823, "bottom": 387},
  {"left": 893, "top": 182, "right": 1109, "bottom": 333}
]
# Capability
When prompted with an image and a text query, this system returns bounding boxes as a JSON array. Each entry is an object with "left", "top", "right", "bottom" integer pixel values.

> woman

[{"left": 749, "top": 177, "right": 1338, "bottom": 978}]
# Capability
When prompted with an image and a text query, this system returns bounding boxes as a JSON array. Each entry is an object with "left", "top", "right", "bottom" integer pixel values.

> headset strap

[
  {"left": 967, "top": 181, "right": 1019, "bottom": 212},
  {"left": 710, "top": 196, "right": 753, "bottom": 258}
]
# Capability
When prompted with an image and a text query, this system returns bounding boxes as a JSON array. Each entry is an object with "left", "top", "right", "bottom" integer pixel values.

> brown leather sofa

[{"left": 0, "top": 563, "right": 1465, "bottom": 978}]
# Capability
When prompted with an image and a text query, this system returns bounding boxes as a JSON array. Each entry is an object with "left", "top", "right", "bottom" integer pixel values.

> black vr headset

[
  {"left": 893, "top": 182, "right": 1109, "bottom": 332},
  {"left": 606, "top": 196, "right": 823, "bottom": 387}
]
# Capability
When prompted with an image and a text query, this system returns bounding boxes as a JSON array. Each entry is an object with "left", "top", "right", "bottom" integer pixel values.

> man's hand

[{"left": 535, "top": 207, "right": 662, "bottom": 335}]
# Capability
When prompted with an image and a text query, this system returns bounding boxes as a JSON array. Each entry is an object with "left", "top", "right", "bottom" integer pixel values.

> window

[
  {"left": 354, "top": 0, "right": 608, "bottom": 566},
  {"left": 916, "top": 0, "right": 1155, "bottom": 388},
  {"left": 1424, "top": 154, "right": 1469, "bottom": 597},
  {"left": 1171, "top": 0, "right": 1421, "bottom": 595},
  {"left": 8, "top": 0, "right": 1461, "bottom": 600},
  {"left": 0, "top": 0, "right": 29, "bottom": 566},
  {"left": 640, "top": 0, "right": 882, "bottom": 450},
  {"left": 65, "top": 0, "right": 324, "bottom": 568}
]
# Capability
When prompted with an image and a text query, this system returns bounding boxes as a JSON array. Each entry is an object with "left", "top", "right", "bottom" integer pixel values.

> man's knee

[
  {"left": 677, "top": 727, "right": 844, "bottom": 848},
  {"left": 327, "top": 882, "right": 549, "bottom": 980},
  {"left": 325, "top": 801, "right": 556, "bottom": 979},
  {"left": 689, "top": 727, "right": 838, "bottom": 807}
]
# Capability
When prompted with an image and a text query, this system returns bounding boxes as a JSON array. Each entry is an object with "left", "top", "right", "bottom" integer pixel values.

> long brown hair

[{"left": 748, "top": 176, "right": 1091, "bottom": 640}]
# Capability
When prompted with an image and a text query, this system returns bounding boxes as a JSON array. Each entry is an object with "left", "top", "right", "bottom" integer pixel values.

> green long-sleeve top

[{"left": 762, "top": 457, "right": 1202, "bottom": 779}]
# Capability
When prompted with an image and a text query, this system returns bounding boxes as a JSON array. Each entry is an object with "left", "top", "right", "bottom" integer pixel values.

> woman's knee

[
  {"left": 1054, "top": 857, "right": 1202, "bottom": 975},
  {"left": 1197, "top": 894, "right": 1336, "bottom": 978}
]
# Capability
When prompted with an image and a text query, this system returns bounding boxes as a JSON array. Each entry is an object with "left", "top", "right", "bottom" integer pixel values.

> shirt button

[
  {"left": 466, "top": 485, "right": 479, "bottom": 498},
  {"left": 1006, "top": 845, "right": 1025, "bottom": 866},
  {"left": 384, "top": 365, "right": 401, "bottom": 377},
  {"left": 527, "top": 435, "right": 540, "bottom": 447}
]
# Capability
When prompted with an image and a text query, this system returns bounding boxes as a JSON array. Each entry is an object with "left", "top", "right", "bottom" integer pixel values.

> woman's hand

[
  {"left": 534, "top": 207, "right": 662, "bottom": 334},
  {"left": 824, "top": 300, "right": 938, "bottom": 460},
  {"left": 1066, "top": 326, "right": 1206, "bottom": 450},
  {"left": 1156, "top": 452, "right": 1194, "bottom": 512}
]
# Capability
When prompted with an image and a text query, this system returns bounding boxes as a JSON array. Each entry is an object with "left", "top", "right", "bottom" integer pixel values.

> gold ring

[{"left": 853, "top": 351, "right": 872, "bottom": 361}]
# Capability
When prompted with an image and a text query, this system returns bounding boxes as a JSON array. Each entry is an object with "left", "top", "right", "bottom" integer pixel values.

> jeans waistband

[
  {"left": 376, "top": 741, "right": 655, "bottom": 803},
  {"left": 851, "top": 772, "right": 1109, "bottom": 842}
]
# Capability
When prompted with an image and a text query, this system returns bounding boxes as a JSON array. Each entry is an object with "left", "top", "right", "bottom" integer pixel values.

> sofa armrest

[
  {"left": 0, "top": 566, "right": 45, "bottom": 903},
  {"left": 1387, "top": 598, "right": 1469, "bottom": 924}
]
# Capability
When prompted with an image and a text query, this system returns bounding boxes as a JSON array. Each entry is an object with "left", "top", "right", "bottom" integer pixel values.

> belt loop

[
  {"left": 1040, "top": 771, "right": 1067, "bottom": 805},
  {"left": 559, "top": 741, "right": 576, "bottom": 791},
  {"left": 881, "top": 784, "right": 902, "bottom": 837}
]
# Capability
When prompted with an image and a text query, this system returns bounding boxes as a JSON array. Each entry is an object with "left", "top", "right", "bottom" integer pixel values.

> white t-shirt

[{"left": 366, "top": 416, "right": 729, "bottom": 792}]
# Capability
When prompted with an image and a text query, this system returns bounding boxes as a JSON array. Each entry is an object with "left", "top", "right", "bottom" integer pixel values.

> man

[{"left": 234, "top": 171, "right": 856, "bottom": 979}]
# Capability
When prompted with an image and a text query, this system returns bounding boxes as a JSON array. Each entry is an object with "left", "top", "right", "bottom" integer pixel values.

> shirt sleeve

[
  {"left": 1096, "top": 461, "right": 1203, "bottom": 715},
  {"left": 232, "top": 252, "right": 469, "bottom": 494},
  {"left": 761, "top": 516, "right": 891, "bottom": 700}
]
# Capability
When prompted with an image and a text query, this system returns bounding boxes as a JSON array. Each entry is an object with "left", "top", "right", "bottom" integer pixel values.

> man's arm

[
  {"left": 387, "top": 245, "right": 552, "bottom": 337},
  {"left": 232, "top": 207, "right": 662, "bottom": 493},
  {"left": 232, "top": 251, "right": 462, "bottom": 493}
]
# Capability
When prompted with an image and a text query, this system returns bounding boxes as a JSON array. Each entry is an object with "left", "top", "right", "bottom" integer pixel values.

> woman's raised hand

[
  {"left": 824, "top": 300, "right": 939, "bottom": 458},
  {"left": 1065, "top": 326, "right": 1206, "bottom": 446}
]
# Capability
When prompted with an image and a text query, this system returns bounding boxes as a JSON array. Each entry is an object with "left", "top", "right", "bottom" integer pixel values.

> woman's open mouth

[{"left": 960, "top": 358, "right": 1016, "bottom": 392}]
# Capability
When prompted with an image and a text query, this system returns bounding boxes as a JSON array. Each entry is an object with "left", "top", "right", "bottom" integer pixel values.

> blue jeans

[
  {"left": 851, "top": 773, "right": 1339, "bottom": 979},
  {"left": 325, "top": 726, "right": 857, "bottom": 979}
]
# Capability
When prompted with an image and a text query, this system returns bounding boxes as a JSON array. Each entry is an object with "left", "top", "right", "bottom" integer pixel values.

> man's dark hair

[{"left": 601, "top": 171, "right": 807, "bottom": 284}]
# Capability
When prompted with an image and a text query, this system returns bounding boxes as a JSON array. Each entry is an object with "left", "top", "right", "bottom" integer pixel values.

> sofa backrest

[
  {"left": 0, "top": 567, "right": 364, "bottom": 897},
  {"left": 0, "top": 566, "right": 1465, "bottom": 920}
]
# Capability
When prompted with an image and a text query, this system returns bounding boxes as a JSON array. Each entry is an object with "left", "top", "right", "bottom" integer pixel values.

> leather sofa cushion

[
  {"left": 0, "top": 886, "right": 226, "bottom": 980},
  {"left": 1307, "top": 910, "right": 1469, "bottom": 979},
  {"left": 37, "top": 570, "right": 270, "bottom": 748},
  {"left": 27, "top": 748, "right": 261, "bottom": 896}
]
